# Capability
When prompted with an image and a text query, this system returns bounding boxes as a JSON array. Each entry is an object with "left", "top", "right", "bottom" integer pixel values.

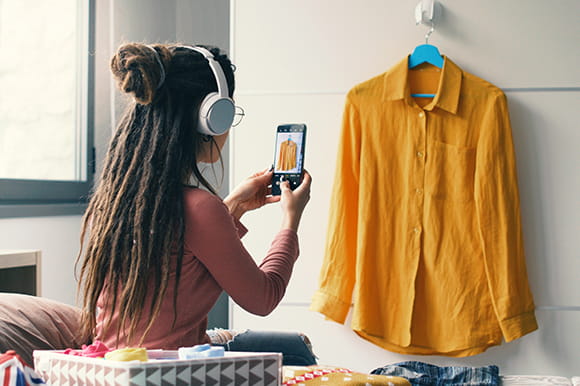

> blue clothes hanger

[
  {"left": 408, "top": 26, "right": 443, "bottom": 98},
  {"left": 408, "top": 43, "right": 443, "bottom": 69}
]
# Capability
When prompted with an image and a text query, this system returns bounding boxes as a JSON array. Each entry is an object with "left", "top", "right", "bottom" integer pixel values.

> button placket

[
  {"left": 413, "top": 110, "right": 426, "bottom": 238},
  {"left": 417, "top": 110, "right": 426, "bottom": 160}
]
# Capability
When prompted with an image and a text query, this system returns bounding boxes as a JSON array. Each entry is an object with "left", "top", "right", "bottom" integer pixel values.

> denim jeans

[
  {"left": 209, "top": 329, "right": 317, "bottom": 366},
  {"left": 371, "top": 361, "right": 500, "bottom": 386}
]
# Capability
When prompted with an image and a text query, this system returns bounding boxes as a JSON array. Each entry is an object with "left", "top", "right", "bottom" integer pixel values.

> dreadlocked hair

[{"left": 76, "top": 42, "right": 235, "bottom": 345}]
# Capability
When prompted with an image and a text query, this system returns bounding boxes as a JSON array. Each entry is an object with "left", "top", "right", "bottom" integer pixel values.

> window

[{"left": 0, "top": 0, "right": 94, "bottom": 217}]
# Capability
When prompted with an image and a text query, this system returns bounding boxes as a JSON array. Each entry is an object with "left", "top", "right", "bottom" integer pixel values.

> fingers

[
  {"left": 248, "top": 170, "right": 273, "bottom": 186},
  {"left": 302, "top": 170, "right": 312, "bottom": 185},
  {"left": 258, "top": 171, "right": 274, "bottom": 185},
  {"left": 265, "top": 195, "right": 281, "bottom": 204},
  {"left": 249, "top": 166, "right": 272, "bottom": 179},
  {"left": 250, "top": 170, "right": 269, "bottom": 179},
  {"left": 295, "top": 170, "right": 312, "bottom": 193},
  {"left": 280, "top": 180, "right": 291, "bottom": 193}
]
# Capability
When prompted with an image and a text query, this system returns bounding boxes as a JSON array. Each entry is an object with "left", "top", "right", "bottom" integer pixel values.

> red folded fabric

[{"left": 64, "top": 340, "right": 111, "bottom": 358}]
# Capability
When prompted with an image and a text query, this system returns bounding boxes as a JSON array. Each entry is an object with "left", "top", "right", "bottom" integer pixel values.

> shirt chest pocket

[{"left": 426, "top": 140, "right": 476, "bottom": 202}]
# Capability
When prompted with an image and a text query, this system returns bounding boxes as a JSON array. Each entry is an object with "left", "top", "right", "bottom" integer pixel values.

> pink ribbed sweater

[{"left": 95, "top": 187, "right": 299, "bottom": 349}]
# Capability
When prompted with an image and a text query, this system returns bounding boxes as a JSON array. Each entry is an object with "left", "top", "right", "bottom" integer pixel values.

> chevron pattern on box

[{"left": 41, "top": 355, "right": 280, "bottom": 386}]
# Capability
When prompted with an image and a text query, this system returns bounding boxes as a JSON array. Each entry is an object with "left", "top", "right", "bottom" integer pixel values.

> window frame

[{"left": 0, "top": 0, "right": 95, "bottom": 218}]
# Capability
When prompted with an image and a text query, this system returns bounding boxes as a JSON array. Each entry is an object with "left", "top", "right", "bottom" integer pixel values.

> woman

[{"left": 76, "top": 43, "right": 312, "bottom": 353}]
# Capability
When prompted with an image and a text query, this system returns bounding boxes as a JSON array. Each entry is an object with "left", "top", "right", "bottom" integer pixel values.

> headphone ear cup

[{"left": 197, "top": 92, "right": 236, "bottom": 136}]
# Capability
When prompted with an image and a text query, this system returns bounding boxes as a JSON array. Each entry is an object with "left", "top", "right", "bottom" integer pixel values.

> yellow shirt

[
  {"left": 277, "top": 139, "right": 298, "bottom": 171},
  {"left": 310, "top": 56, "right": 538, "bottom": 357}
]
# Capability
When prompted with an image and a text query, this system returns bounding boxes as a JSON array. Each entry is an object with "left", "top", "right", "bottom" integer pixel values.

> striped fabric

[{"left": 0, "top": 351, "right": 45, "bottom": 386}]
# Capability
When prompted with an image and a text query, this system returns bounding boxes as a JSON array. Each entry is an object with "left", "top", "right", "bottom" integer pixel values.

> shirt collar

[{"left": 383, "top": 55, "right": 462, "bottom": 114}]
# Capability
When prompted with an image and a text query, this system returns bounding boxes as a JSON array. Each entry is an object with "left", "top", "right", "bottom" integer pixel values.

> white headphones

[{"left": 178, "top": 46, "right": 235, "bottom": 136}]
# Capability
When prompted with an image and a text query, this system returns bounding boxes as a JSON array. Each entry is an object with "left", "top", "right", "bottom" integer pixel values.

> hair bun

[{"left": 110, "top": 43, "right": 168, "bottom": 105}]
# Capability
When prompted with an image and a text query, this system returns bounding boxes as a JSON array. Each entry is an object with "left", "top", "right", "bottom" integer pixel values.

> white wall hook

[
  {"left": 414, "top": 0, "right": 441, "bottom": 27},
  {"left": 415, "top": 0, "right": 442, "bottom": 43}
]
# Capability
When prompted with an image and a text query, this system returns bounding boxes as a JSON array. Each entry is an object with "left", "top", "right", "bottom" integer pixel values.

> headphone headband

[
  {"left": 175, "top": 45, "right": 235, "bottom": 136},
  {"left": 182, "top": 46, "right": 229, "bottom": 99}
]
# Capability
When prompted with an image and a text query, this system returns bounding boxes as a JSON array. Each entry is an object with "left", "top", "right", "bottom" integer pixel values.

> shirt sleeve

[
  {"left": 232, "top": 217, "right": 248, "bottom": 238},
  {"left": 474, "top": 91, "right": 538, "bottom": 342},
  {"left": 184, "top": 191, "right": 299, "bottom": 316},
  {"left": 310, "top": 90, "right": 362, "bottom": 324}
]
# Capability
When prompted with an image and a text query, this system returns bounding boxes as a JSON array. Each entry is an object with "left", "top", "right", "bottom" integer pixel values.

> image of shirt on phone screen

[{"left": 275, "top": 133, "right": 303, "bottom": 173}]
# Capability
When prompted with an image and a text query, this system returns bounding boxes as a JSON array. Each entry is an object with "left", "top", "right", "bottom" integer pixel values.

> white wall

[
  {"left": 229, "top": 0, "right": 580, "bottom": 377},
  {"left": 0, "top": 216, "right": 82, "bottom": 304}
]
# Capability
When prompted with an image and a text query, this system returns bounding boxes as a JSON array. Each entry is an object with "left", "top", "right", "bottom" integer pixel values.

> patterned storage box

[{"left": 33, "top": 349, "right": 281, "bottom": 386}]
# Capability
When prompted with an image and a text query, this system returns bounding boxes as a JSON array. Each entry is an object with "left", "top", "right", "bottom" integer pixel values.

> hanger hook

[{"left": 425, "top": 26, "right": 434, "bottom": 44}]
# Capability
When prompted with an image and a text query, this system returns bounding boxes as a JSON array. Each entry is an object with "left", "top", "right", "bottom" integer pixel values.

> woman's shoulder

[
  {"left": 183, "top": 186, "right": 227, "bottom": 215},
  {"left": 182, "top": 186, "right": 241, "bottom": 240}
]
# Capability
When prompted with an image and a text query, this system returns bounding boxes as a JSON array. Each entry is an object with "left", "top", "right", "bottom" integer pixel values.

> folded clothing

[
  {"left": 371, "top": 361, "right": 500, "bottom": 386},
  {"left": 64, "top": 340, "right": 110, "bottom": 358},
  {"left": 0, "top": 350, "right": 46, "bottom": 385},
  {"left": 501, "top": 375, "right": 577, "bottom": 385},
  {"left": 104, "top": 347, "right": 148, "bottom": 362},
  {"left": 208, "top": 329, "right": 317, "bottom": 366},
  {"left": 283, "top": 365, "right": 410, "bottom": 385},
  {"left": 178, "top": 344, "right": 225, "bottom": 359}
]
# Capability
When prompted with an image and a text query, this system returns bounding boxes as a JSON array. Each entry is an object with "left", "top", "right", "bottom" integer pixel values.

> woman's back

[{"left": 95, "top": 187, "right": 299, "bottom": 349}]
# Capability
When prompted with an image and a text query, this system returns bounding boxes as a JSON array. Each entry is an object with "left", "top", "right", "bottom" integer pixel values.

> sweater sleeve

[{"left": 183, "top": 190, "right": 299, "bottom": 316}]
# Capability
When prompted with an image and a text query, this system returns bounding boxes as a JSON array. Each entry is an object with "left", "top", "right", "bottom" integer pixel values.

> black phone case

[{"left": 271, "top": 124, "right": 306, "bottom": 196}]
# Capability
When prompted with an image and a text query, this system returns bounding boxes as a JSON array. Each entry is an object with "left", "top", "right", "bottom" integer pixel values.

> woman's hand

[
  {"left": 224, "top": 168, "right": 280, "bottom": 220},
  {"left": 280, "top": 170, "right": 312, "bottom": 232}
]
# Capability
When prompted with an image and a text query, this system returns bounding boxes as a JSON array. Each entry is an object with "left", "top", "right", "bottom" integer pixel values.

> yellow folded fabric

[
  {"left": 283, "top": 365, "right": 410, "bottom": 385},
  {"left": 104, "top": 348, "right": 148, "bottom": 362}
]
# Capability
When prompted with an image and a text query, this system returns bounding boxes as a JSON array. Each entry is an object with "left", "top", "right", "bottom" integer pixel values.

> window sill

[{"left": 0, "top": 203, "right": 87, "bottom": 219}]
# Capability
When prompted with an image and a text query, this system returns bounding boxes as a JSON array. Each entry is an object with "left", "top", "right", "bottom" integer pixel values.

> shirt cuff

[
  {"left": 499, "top": 310, "right": 539, "bottom": 342},
  {"left": 310, "top": 290, "right": 351, "bottom": 324}
]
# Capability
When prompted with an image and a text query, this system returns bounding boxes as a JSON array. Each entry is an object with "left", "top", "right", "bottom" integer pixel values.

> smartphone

[{"left": 271, "top": 123, "right": 307, "bottom": 196}]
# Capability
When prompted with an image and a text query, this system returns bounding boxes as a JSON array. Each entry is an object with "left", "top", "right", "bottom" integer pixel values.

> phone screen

[{"left": 271, "top": 124, "right": 306, "bottom": 195}]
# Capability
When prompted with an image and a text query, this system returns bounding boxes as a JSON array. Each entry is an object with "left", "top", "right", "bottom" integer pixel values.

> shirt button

[
  {"left": 413, "top": 227, "right": 421, "bottom": 234},
  {"left": 418, "top": 112, "right": 424, "bottom": 118},
  {"left": 417, "top": 151, "right": 424, "bottom": 158},
  {"left": 415, "top": 188, "right": 423, "bottom": 194}
]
